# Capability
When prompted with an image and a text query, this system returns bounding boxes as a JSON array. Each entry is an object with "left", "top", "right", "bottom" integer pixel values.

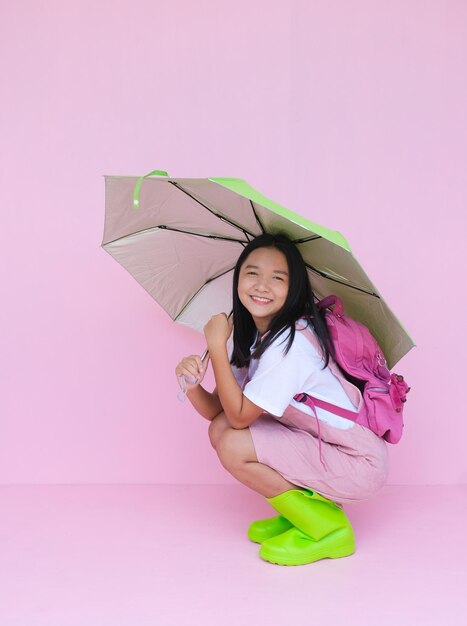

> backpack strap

[
  {"left": 295, "top": 323, "right": 363, "bottom": 412},
  {"left": 295, "top": 393, "right": 361, "bottom": 421},
  {"left": 293, "top": 392, "right": 328, "bottom": 472}
]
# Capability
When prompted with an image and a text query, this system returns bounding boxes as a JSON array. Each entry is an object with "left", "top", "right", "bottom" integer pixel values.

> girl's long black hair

[{"left": 230, "top": 233, "right": 334, "bottom": 368}]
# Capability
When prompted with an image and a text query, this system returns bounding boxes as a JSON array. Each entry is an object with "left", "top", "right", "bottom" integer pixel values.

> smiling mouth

[{"left": 250, "top": 296, "right": 272, "bottom": 304}]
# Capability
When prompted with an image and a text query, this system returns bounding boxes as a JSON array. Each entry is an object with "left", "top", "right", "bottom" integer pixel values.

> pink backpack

[{"left": 294, "top": 295, "right": 410, "bottom": 444}]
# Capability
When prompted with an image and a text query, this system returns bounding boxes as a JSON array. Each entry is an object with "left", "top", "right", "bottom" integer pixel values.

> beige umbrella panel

[{"left": 102, "top": 174, "right": 414, "bottom": 368}]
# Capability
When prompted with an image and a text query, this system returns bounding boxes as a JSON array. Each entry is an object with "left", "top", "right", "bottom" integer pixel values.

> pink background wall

[{"left": 1, "top": 0, "right": 466, "bottom": 485}]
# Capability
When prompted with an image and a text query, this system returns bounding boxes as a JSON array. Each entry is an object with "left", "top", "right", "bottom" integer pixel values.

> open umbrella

[{"left": 101, "top": 170, "right": 414, "bottom": 369}]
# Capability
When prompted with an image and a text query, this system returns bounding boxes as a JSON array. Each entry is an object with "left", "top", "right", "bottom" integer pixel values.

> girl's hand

[
  {"left": 175, "top": 355, "right": 208, "bottom": 389},
  {"left": 203, "top": 313, "right": 233, "bottom": 352}
]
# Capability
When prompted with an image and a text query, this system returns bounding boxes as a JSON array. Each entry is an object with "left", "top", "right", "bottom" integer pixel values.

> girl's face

[{"left": 238, "top": 247, "right": 289, "bottom": 334}]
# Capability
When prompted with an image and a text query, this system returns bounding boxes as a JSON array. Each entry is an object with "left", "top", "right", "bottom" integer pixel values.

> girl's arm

[
  {"left": 186, "top": 384, "right": 223, "bottom": 421},
  {"left": 204, "top": 315, "right": 264, "bottom": 429}
]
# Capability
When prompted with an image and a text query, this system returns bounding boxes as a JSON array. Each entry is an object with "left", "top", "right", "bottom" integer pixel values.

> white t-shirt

[{"left": 232, "top": 322, "right": 358, "bottom": 430}]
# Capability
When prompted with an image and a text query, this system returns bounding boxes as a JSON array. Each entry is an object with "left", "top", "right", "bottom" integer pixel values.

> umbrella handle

[
  {"left": 177, "top": 348, "right": 210, "bottom": 403},
  {"left": 177, "top": 312, "right": 231, "bottom": 402},
  {"left": 133, "top": 170, "right": 170, "bottom": 208},
  {"left": 177, "top": 374, "right": 188, "bottom": 402}
]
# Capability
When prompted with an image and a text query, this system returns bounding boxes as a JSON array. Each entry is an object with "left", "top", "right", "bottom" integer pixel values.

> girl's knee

[
  {"left": 216, "top": 428, "right": 254, "bottom": 471},
  {"left": 208, "top": 413, "right": 230, "bottom": 449}
]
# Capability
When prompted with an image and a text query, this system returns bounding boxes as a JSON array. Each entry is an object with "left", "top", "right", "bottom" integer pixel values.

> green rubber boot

[
  {"left": 247, "top": 515, "right": 293, "bottom": 544},
  {"left": 259, "top": 489, "right": 355, "bottom": 566}
]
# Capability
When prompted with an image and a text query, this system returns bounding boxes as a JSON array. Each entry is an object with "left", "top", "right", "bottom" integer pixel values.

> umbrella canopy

[{"left": 102, "top": 171, "right": 414, "bottom": 369}]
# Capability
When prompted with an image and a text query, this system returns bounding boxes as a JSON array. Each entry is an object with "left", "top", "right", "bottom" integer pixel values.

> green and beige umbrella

[{"left": 102, "top": 170, "right": 414, "bottom": 369}]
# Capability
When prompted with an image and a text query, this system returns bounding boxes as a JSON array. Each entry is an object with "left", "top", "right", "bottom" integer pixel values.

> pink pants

[{"left": 249, "top": 403, "right": 389, "bottom": 505}]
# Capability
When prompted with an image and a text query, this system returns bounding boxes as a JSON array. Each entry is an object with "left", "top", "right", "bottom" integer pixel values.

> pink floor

[{"left": 1, "top": 484, "right": 466, "bottom": 625}]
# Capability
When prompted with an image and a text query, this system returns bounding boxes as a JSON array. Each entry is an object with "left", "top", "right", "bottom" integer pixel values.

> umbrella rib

[
  {"left": 175, "top": 266, "right": 236, "bottom": 321},
  {"left": 293, "top": 235, "right": 322, "bottom": 244},
  {"left": 305, "top": 263, "right": 380, "bottom": 297},
  {"left": 169, "top": 181, "right": 257, "bottom": 239},
  {"left": 102, "top": 225, "right": 247, "bottom": 246},
  {"left": 157, "top": 225, "right": 247, "bottom": 243},
  {"left": 250, "top": 200, "right": 265, "bottom": 233}
]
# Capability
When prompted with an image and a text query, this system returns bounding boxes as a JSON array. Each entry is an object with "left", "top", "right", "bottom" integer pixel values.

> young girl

[{"left": 175, "top": 233, "right": 389, "bottom": 566}]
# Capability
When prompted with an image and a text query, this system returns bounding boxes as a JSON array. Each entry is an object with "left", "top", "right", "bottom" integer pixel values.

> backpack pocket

[{"left": 365, "top": 386, "right": 404, "bottom": 443}]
